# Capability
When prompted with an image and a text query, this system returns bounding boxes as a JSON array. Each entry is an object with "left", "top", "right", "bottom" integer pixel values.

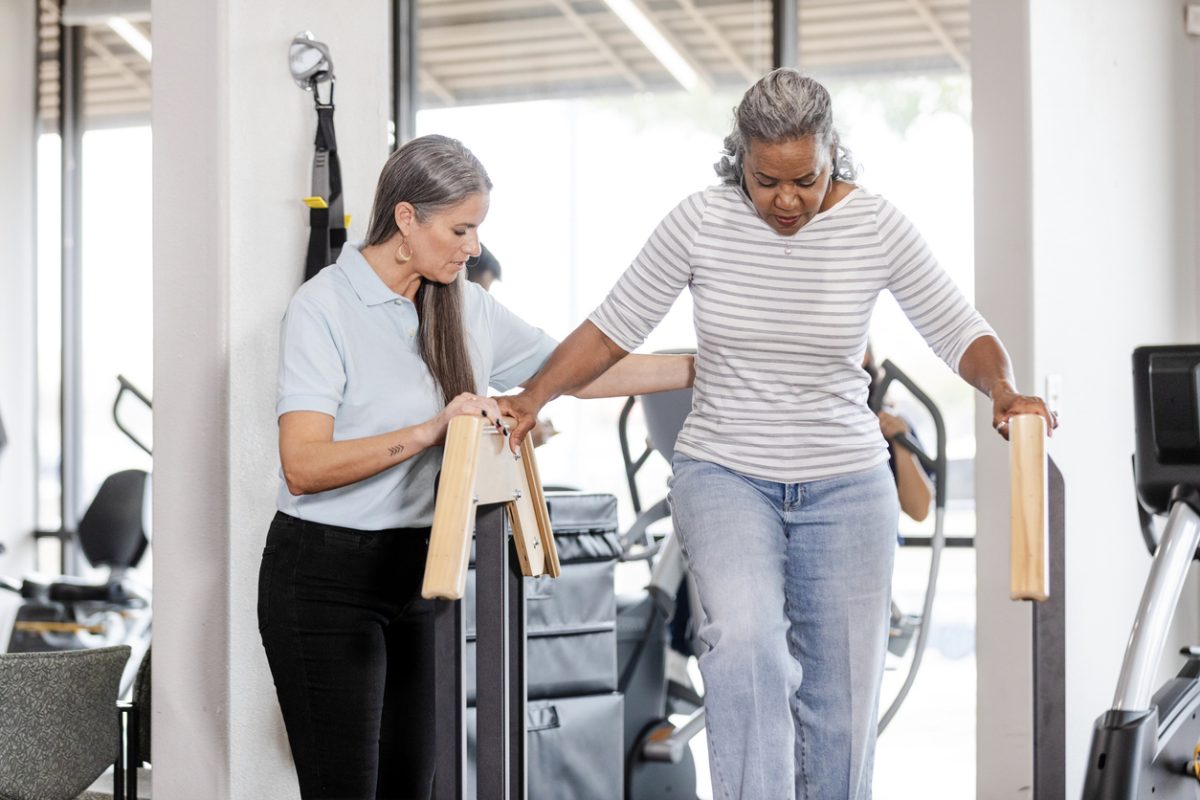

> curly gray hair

[{"left": 714, "top": 68, "right": 857, "bottom": 185}]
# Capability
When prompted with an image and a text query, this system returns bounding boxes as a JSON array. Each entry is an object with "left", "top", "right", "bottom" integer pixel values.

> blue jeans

[{"left": 669, "top": 455, "right": 899, "bottom": 800}]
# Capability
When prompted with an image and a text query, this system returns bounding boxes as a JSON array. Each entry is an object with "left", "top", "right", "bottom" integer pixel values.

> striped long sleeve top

[{"left": 589, "top": 184, "right": 994, "bottom": 483}]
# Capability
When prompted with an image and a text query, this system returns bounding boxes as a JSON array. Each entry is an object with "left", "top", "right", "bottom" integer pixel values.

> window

[
  {"left": 413, "top": 2, "right": 976, "bottom": 796},
  {"left": 35, "top": 3, "right": 153, "bottom": 575}
]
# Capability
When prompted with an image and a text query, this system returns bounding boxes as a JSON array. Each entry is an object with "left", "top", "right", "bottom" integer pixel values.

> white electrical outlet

[{"left": 1187, "top": 4, "right": 1200, "bottom": 36}]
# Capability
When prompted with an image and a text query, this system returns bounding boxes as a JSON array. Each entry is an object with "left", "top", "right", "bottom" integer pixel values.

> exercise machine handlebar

[
  {"left": 1113, "top": 497, "right": 1200, "bottom": 713},
  {"left": 114, "top": 374, "right": 152, "bottom": 456},
  {"left": 870, "top": 359, "right": 948, "bottom": 507},
  {"left": 870, "top": 360, "right": 949, "bottom": 734}
]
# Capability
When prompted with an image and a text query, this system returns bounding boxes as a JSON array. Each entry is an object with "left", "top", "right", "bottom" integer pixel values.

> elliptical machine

[{"left": 1081, "top": 344, "right": 1200, "bottom": 798}]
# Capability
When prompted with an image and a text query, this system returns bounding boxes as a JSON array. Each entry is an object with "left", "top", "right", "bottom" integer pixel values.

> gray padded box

[
  {"left": 466, "top": 693, "right": 624, "bottom": 800},
  {"left": 465, "top": 493, "right": 621, "bottom": 702}
]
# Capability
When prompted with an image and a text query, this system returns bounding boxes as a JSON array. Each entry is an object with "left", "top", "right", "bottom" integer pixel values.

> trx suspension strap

[
  {"left": 289, "top": 32, "right": 346, "bottom": 281},
  {"left": 305, "top": 95, "right": 345, "bottom": 280}
]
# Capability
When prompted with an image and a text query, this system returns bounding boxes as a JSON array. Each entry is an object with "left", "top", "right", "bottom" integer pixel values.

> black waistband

[{"left": 273, "top": 510, "right": 429, "bottom": 538}]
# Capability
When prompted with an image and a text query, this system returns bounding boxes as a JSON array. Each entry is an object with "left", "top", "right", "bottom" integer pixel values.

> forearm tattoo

[{"left": 388, "top": 443, "right": 406, "bottom": 458}]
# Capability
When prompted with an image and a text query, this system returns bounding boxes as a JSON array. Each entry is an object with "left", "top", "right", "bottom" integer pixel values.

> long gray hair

[
  {"left": 365, "top": 134, "right": 492, "bottom": 405},
  {"left": 714, "top": 68, "right": 857, "bottom": 185}
]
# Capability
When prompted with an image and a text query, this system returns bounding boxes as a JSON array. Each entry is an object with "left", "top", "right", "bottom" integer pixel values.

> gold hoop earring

[{"left": 396, "top": 238, "right": 413, "bottom": 263}]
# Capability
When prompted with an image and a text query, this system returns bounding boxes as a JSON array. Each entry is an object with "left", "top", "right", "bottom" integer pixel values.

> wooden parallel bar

[
  {"left": 1010, "top": 413, "right": 1049, "bottom": 601},
  {"left": 423, "top": 415, "right": 558, "bottom": 600},
  {"left": 521, "top": 442, "right": 560, "bottom": 578},
  {"left": 423, "top": 414, "right": 485, "bottom": 601}
]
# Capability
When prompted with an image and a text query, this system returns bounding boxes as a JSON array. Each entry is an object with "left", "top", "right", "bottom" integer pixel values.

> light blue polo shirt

[{"left": 275, "top": 243, "right": 557, "bottom": 530}]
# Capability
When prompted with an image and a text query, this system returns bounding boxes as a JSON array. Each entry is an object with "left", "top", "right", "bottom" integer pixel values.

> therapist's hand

[
  {"left": 496, "top": 391, "right": 546, "bottom": 453},
  {"left": 425, "top": 392, "right": 504, "bottom": 446}
]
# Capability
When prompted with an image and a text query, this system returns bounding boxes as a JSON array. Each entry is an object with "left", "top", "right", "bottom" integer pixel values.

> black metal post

[
  {"left": 475, "top": 502, "right": 512, "bottom": 799},
  {"left": 391, "top": 0, "right": 418, "bottom": 148},
  {"left": 1033, "top": 458, "right": 1066, "bottom": 799},
  {"left": 128, "top": 703, "right": 139, "bottom": 800},
  {"left": 432, "top": 498, "right": 526, "bottom": 799},
  {"left": 506, "top": 524, "right": 528, "bottom": 800},
  {"left": 432, "top": 594, "right": 465, "bottom": 800},
  {"left": 772, "top": 0, "right": 798, "bottom": 69},
  {"left": 114, "top": 704, "right": 125, "bottom": 800}
]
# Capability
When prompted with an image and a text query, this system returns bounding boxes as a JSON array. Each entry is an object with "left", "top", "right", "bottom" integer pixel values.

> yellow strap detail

[{"left": 303, "top": 196, "right": 329, "bottom": 209}]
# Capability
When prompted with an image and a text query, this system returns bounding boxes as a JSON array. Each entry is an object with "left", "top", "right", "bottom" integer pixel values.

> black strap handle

[{"left": 305, "top": 102, "right": 345, "bottom": 281}]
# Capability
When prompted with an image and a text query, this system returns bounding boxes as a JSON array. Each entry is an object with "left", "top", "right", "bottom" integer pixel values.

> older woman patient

[{"left": 501, "top": 69, "right": 1056, "bottom": 799}]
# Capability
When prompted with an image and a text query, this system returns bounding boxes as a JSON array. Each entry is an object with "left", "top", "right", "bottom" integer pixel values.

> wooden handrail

[
  {"left": 1010, "top": 413, "right": 1049, "bottom": 601},
  {"left": 422, "top": 415, "right": 560, "bottom": 600}
]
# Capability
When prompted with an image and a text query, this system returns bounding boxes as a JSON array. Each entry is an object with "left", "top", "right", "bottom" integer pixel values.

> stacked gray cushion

[
  {"left": 464, "top": 493, "right": 624, "bottom": 800},
  {"left": 0, "top": 646, "right": 130, "bottom": 800}
]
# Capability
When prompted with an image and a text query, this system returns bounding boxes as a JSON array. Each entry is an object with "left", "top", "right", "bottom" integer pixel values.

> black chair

[{"left": 7, "top": 470, "right": 151, "bottom": 678}]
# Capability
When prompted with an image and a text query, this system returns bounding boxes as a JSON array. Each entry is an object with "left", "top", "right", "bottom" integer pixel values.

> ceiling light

[
  {"left": 601, "top": 0, "right": 699, "bottom": 91},
  {"left": 107, "top": 17, "right": 151, "bottom": 62}
]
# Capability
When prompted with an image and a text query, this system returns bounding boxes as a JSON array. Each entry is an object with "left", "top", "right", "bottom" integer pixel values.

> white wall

[
  {"left": 973, "top": 1, "right": 1200, "bottom": 796},
  {"left": 0, "top": 0, "right": 39, "bottom": 595},
  {"left": 151, "top": 1, "right": 389, "bottom": 795}
]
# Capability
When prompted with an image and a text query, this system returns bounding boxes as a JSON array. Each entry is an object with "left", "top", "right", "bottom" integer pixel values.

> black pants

[{"left": 259, "top": 511, "right": 436, "bottom": 800}]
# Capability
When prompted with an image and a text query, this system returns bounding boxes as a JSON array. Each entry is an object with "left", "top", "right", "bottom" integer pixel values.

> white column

[
  {"left": 972, "top": 1, "right": 1200, "bottom": 796},
  {"left": 970, "top": 2, "right": 1036, "bottom": 795},
  {"left": 152, "top": 2, "right": 389, "bottom": 796},
  {"left": 0, "top": 0, "right": 39, "bottom": 588}
]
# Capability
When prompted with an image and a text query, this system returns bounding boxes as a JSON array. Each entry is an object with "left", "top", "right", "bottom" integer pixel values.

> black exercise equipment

[
  {"left": 617, "top": 386, "right": 701, "bottom": 799},
  {"left": 868, "top": 359, "right": 949, "bottom": 732},
  {"left": 1, "top": 376, "right": 153, "bottom": 700},
  {"left": 5, "top": 468, "right": 150, "bottom": 650},
  {"left": 1081, "top": 344, "right": 1200, "bottom": 799}
]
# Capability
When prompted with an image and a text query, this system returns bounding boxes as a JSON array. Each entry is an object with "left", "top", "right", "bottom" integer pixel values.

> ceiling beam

[
  {"left": 420, "top": 67, "right": 457, "bottom": 104},
  {"left": 61, "top": 0, "right": 149, "bottom": 25},
  {"left": 547, "top": 0, "right": 646, "bottom": 91},
  {"left": 83, "top": 30, "right": 150, "bottom": 97},
  {"left": 904, "top": 0, "right": 968, "bottom": 70},
  {"left": 603, "top": 0, "right": 713, "bottom": 90},
  {"left": 422, "top": 0, "right": 546, "bottom": 18},
  {"left": 672, "top": 0, "right": 756, "bottom": 82}
]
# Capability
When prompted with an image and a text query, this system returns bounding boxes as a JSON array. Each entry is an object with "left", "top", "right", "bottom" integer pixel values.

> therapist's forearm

[
  {"left": 572, "top": 353, "right": 694, "bottom": 399},
  {"left": 523, "top": 321, "right": 629, "bottom": 405},
  {"left": 280, "top": 419, "right": 434, "bottom": 496}
]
